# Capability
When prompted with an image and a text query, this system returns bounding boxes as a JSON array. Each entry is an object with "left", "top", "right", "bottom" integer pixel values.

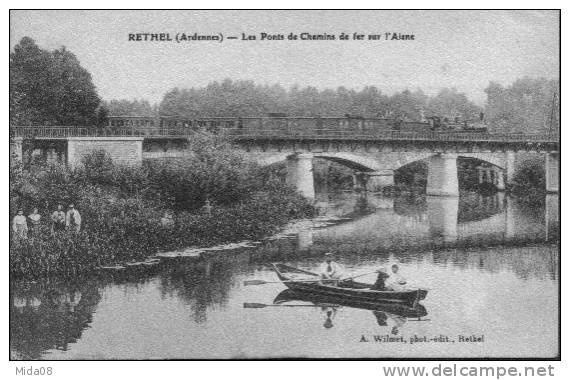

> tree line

[
  {"left": 10, "top": 37, "right": 559, "bottom": 133},
  {"left": 157, "top": 80, "right": 483, "bottom": 122}
]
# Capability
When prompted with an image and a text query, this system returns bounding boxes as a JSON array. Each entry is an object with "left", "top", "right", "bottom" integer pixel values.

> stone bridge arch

[
  {"left": 389, "top": 152, "right": 509, "bottom": 193},
  {"left": 249, "top": 151, "right": 383, "bottom": 172},
  {"left": 241, "top": 150, "right": 517, "bottom": 200},
  {"left": 458, "top": 153, "right": 505, "bottom": 170},
  {"left": 245, "top": 150, "right": 507, "bottom": 171},
  {"left": 386, "top": 152, "right": 506, "bottom": 171},
  {"left": 313, "top": 152, "right": 382, "bottom": 172}
]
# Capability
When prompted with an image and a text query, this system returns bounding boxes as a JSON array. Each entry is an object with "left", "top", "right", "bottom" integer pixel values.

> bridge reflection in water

[{"left": 300, "top": 192, "right": 558, "bottom": 250}]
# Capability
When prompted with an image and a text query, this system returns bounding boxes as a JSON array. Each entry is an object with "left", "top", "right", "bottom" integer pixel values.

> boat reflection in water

[{"left": 272, "top": 289, "right": 428, "bottom": 333}]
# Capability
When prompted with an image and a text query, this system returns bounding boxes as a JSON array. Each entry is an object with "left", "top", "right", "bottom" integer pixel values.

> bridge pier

[
  {"left": 477, "top": 166, "right": 505, "bottom": 191},
  {"left": 495, "top": 168, "right": 505, "bottom": 191},
  {"left": 476, "top": 166, "right": 491, "bottom": 184},
  {"left": 365, "top": 170, "right": 394, "bottom": 192},
  {"left": 426, "top": 154, "right": 459, "bottom": 197},
  {"left": 545, "top": 152, "right": 559, "bottom": 193},
  {"left": 352, "top": 172, "right": 367, "bottom": 191},
  {"left": 477, "top": 167, "right": 484, "bottom": 184},
  {"left": 286, "top": 153, "right": 315, "bottom": 200},
  {"left": 505, "top": 151, "right": 515, "bottom": 184}
]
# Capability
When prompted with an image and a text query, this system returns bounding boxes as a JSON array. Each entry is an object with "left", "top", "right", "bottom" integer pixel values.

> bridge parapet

[{"left": 9, "top": 125, "right": 559, "bottom": 145}]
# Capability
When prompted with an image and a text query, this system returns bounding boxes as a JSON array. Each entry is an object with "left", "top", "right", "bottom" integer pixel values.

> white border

[{"left": 2, "top": 3, "right": 566, "bottom": 379}]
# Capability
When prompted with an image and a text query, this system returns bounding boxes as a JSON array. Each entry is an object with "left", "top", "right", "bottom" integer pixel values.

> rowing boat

[
  {"left": 272, "top": 263, "right": 428, "bottom": 305},
  {"left": 273, "top": 289, "right": 428, "bottom": 318}
]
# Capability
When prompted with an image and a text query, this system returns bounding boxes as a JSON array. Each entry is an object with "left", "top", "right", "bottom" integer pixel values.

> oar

[
  {"left": 243, "top": 270, "right": 379, "bottom": 286},
  {"left": 244, "top": 278, "right": 322, "bottom": 286},
  {"left": 344, "top": 271, "right": 379, "bottom": 281},
  {"left": 243, "top": 302, "right": 340, "bottom": 309}
]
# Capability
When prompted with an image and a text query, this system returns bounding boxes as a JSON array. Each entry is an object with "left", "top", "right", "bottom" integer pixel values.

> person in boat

[
  {"left": 370, "top": 267, "right": 390, "bottom": 291},
  {"left": 319, "top": 252, "right": 343, "bottom": 286},
  {"left": 386, "top": 264, "right": 407, "bottom": 291}
]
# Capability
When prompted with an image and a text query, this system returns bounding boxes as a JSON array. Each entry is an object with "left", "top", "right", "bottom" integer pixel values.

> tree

[
  {"left": 10, "top": 37, "right": 101, "bottom": 126},
  {"left": 484, "top": 77, "right": 559, "bottom": 133},
  {"left": 102, "top": 99, "right": 154, "bottom": 117},
  {"left": 96, "top": 106, "right": 109, "bottom": 126},
  {"left": 388, "top": 89, "right": 426, "bottom": 121},
  {"left": 427, "top": 88, "right": 482, "bottom": 121},
  {"left": 157, "top": 79, "right": 492, "bottom": 123}
]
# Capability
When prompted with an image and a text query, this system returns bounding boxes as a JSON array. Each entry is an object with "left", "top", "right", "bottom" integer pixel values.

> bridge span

[{"left": 9, "top": 119, "right": 560, "bottom": 198}]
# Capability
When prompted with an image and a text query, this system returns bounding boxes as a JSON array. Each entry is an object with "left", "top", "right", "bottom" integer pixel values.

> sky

[{"left": 10, "top": 10, "right": 560, "bottom": 106}]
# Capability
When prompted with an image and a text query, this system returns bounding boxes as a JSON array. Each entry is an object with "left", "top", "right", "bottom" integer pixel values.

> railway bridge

[{"left": 9, "top": 116, "right": 560, "bottom": 199}]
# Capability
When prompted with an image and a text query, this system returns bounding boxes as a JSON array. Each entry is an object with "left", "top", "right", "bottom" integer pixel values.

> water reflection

[
  {"left": 273, "top": 289, "right": 428, "bottom": 333},
  {"left": 10, "top": 191, "right": 559, "bottom": 359},
  {"left": 10, "top": 278, "right": 101, "bottom": 359},
  {"left": 545, "top": 194, "right": 560, "bottom": 242},
  {"left": 310, "top": 192, "right": 558, "bottom": 251},
  {"left": 322, "top": 307, "right": 337, "bottom": 329},
  {"left": 297, "top": 230, "right": 314, "bottom": 251},
  {"left": 158, "top": 256, "right": 237, "bottom": 324},
  {"left": 427, "top": 196, "right": 458, "bottom": 242}
]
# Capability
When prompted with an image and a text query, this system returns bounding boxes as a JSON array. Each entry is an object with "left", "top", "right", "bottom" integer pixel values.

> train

[{"left": 104, "top": 114, "right": 488, "bottom": 135}]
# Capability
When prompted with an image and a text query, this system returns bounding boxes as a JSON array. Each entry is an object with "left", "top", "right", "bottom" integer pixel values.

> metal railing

[
  {"left": 142, "top": 151, "right": 192, "bottom": 159},
  {"left": 9, "top": 124, "right": 559, "bottom": 143},
  {"left": 10, "top": 126, "right": 146, "bottom": 138},
  {"left": 226, "top": 128, "right": 558, "bottom": 143}
]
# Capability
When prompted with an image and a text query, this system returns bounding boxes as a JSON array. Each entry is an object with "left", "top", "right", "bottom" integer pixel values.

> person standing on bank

[
  {"left": 319, "top": 252, "right": 343, "bottom": 285},
  {"left": 12, "top": 210, "right": 28, "bottom": 239},
  {"left": 28, "top": 208, "right": 41, "bottom": 235},
  {"left": 66, "top": 204, "right": 82, "bottom": 232},
  {"left": 51, "top": 204, "right": 66, "bottom": 233},
  {"left": 201, "top": 198, "right": 213, "bottom": 216}
]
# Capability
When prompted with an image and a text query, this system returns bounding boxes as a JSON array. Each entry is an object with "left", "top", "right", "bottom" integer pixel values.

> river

[{"left": 10, "top": 191, "right": 559, "bottom": 359}]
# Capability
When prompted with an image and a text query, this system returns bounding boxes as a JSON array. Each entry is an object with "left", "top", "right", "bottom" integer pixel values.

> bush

[{"left": 9, "top": 133, "right": 314, "bottom": 278}]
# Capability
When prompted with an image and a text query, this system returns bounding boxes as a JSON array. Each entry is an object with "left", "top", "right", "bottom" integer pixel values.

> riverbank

[
  {"left": 154, "top": 214, "right": 351, "bottom": 259},
  {"left": 9, "top": 133, "right": 314, "bottom": 279}
]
